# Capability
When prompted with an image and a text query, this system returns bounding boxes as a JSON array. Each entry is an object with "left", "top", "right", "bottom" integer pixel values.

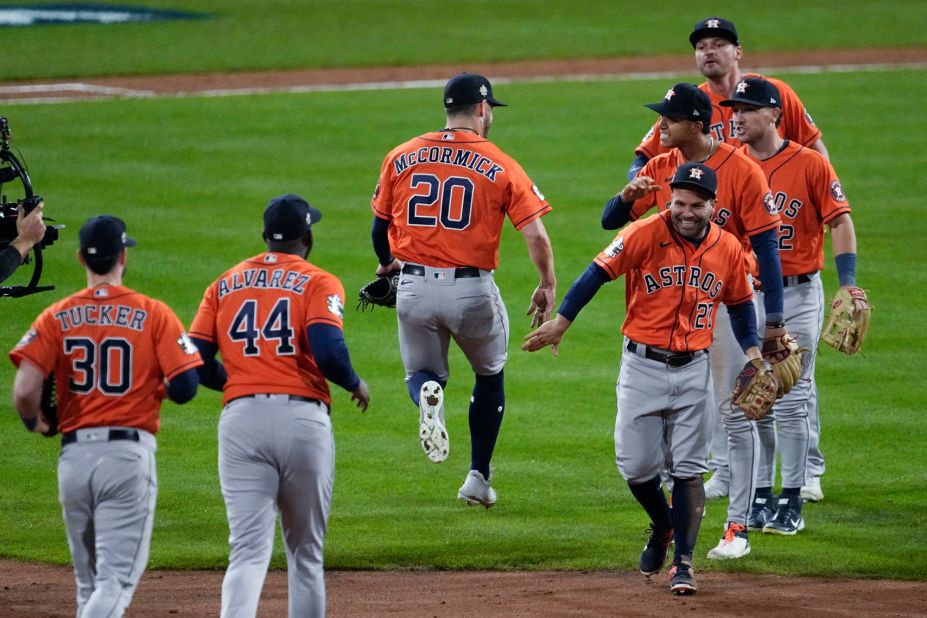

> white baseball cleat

[
  {"left": 457, "top": 470, "right": 497, "bottom": 508},
  {"left": 419, "top": 381, "right": 449, "bottom": 463},
  {"left": 706, "top": 522, "right": 751, "bottom": 560},
  {"left": 703, "top": 475, "right": 729, "bottom": 500},
  {"left": 800, "top": 477, "right": 824, "bottom": 502}
]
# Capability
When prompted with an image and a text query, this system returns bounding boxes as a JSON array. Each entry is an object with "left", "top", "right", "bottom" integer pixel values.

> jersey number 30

[
  {"left": 407, "top": 173, "right": 474, "bottom": 230},
  {"left": 228, "top": 297, "right": 296, "bottom": 356}
]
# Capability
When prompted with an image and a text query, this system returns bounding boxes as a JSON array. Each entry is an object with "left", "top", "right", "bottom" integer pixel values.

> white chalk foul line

[{"left": 2, "top": 61, "right": 925, "bottom": 105}]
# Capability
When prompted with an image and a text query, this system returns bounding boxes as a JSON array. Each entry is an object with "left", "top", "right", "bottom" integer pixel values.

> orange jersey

[
  {"left": 636, "top": 75, "right": 822, "bottom": 159},
  {"left": 594, "top": 210, "right": 753, "bottom": 351},
  {"left": 371, "top": 130, "right": 551, "bottom": 270},
  {"left": 629, "top": 143, "right": 779, "bottom": 276},
  {"left": 9, "top": 284, "right": 203, "bottom": 434},
  {"left": 741, "top": 141, "right": 851, "bottom": 275},
  {"left": 190, "top": 252, "right": 346, "bottom": 406}
]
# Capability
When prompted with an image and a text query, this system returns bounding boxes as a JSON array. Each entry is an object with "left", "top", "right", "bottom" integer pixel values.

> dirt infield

[
  {"left": 3, "top": 558, "right": 927, "bottom": 617},
  {"left": 3, "top": 48, "right": 927, "bottom": 616}
]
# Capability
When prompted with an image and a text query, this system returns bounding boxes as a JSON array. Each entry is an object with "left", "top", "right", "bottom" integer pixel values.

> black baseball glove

[
  {"left": 357, "top": 270, "right": 399, "bottom": 311},
  {"left": 40, "top": 374, "right": 59, "bottom": 437}
]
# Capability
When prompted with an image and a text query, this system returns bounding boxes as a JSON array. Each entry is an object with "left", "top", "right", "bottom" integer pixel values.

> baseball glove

[
  {"left": 731, "top": 358, "right": 778, "bottom": 421},
  {"left": 761, "top": 333, "right": 807, "bottom": 398},
  {"left": 821, "top": 286, "right": 871, "bottom": 355},
  {"left": 40, "top": 374, "right": 58, "bottom": 437},
  {"left": 357, "top": 270, "right": 399, "bottom": 311}
]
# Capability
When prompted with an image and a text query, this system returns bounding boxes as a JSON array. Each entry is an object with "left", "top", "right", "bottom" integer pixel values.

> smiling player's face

[{"left": 670, "top": 188, "right": 715, "bottom": 240}]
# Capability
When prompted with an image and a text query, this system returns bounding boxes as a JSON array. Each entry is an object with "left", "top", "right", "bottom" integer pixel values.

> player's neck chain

[
  {"left": 696, "top": 138, "right": 717, "bottom": 163},
  {"left": 443, "top": 126, "right": 480, "bottom": 135}
]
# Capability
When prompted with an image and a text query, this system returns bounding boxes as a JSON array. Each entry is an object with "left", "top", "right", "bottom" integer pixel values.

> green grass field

[
  {"left": 1, "top": 0, "right": 927, "bottom": 79},
  {"left": 1, "top": 1, "right": 926, "bottom": 581},
  {"left": 2, "top": 68, "right": 925, "bottom": 579}
]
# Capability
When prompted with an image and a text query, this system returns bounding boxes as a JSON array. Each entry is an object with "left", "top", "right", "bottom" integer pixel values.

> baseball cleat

[
  {"left": 457, "top": 470, "right": 496, "bottom": 508},
  {"left": 703, "top": 474, "right": 729, "bottom": 500},
  {"left": 747, "top": 492, "right": 778, "bottom": 531},
  {"left": 707, "top": 522, "right": 750, "bottom": 560},
  {"left": 639, "top": 524, "right": 674, "bottom": 575},
  {"left": 419, "top": 381, "right": 448, "bottom": 463},
  {"left": 669, "top": 561, "right": 697, "bottom": 595},
  {"left": 764, "top": 495, "right": 805, "bottom": 535},
  {"left": 800, "top": 477, "right": 824, "bottom": 502}
]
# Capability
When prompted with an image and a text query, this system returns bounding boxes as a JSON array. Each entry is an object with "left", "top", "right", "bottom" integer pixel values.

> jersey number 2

[
  {"left": 228, "top": 298, "right": 296, "bottom": 356},
  {"left": 407, "top": 173, "right": 473, "bottom": 230}
]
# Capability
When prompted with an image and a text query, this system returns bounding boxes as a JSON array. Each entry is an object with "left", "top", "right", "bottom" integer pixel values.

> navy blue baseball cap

[
  {"left": 645, "top": 83, "right": 712, "bottom": 124},
  {"left": 720, "top": 77, "right": 782, "bottom": 108},
  {"left": 264, "top": 193, "right": 322, "bottom": 241},
  {"left": 689, "top": 16, "right": 739, "bottom": 47},
  {"left": 79, "top": 215, "right": 136, "bottom": 256},
  {"left": 443, "top": 73, "right": 507, "bottom": 108},
  {"left": 670, "top": 162, "right": 718, "bottom": 198}
]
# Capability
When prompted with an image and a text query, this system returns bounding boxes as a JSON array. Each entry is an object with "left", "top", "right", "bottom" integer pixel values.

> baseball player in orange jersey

[
  {"left": 722, "top": 77, "right": 861, "bottom": 534},
  {"left": 525, "top": 163, "right": 763, "bottom": 594},
  {"left": 10, "top": 215, "right": 202, "bottom": 617},
  {"left": 371, "top": 72, "right": 556, "bottom": 507},
  {"left": 603, "top": 82, "right": 793, "bottom": 560},
  {"left": 190, "top": 194, "right": 369, "bottom": 618},
  {"left": 629, "top": 16, "right": 826, "bottom": 181}
]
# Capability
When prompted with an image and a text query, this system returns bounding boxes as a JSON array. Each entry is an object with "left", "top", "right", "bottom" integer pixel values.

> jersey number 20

[{"left": 407, "top": 173, "right": 474, "bottom": 230}]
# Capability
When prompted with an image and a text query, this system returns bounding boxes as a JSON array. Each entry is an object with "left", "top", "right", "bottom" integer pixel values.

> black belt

[
  {"left": 627, "top": 341, "right": 703, "bottom": 368},
  {"left": 61, "top": 428, "right": 140, "bottom": 446},
  {"left": 229, "top": 394, "right": 323, "bottom": 406},
  {"left": 402, "top": 264, "right": 481, "bottom": 278},
  {"left": 782, "top": 273, "right": 814, "bottom": 287}
]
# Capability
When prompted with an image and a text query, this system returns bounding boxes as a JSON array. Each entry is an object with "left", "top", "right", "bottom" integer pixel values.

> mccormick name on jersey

[
  {"left": 643, "top": 265, "right": 724, "bottom": 299},
  {"left": 393, "top": 146, "right": 504, "bottom": 182},
  {"left": 217, "top": 268, "right": 310, "bottom": 299}
]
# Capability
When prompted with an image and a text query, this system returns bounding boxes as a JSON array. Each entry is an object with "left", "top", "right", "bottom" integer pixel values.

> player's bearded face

[
  {"left": 695, "top": 37, "right": 741, "bottom": 79},
  {"left": 670, "top": 189, "right": 714, "bottom": 240}
]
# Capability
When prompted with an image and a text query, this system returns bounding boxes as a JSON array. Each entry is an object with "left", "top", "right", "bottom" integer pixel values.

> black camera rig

[{"left": 0, "top": 117, "right": 60, "bottom": 297}]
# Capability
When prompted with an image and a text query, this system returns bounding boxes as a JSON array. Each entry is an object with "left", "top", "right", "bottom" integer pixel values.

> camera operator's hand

[{"left": 10, "top": 202, "right": 45, "bottom": 259}]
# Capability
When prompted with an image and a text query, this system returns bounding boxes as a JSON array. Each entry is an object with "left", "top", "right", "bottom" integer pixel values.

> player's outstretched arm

[{"left": 520, "top": 219, "right": 556, "bottom": 327}]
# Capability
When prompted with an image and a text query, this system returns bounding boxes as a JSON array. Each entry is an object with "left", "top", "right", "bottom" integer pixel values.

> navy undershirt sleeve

[
  {"left": 307, "top": 324, "right": 361, "bottom": 392},
  {"left": 727, "top": 300, "right": 761, "bottom": 352},
  {"left": 601, "top": 195, "right": 634, "bottom": 230},
  {"left": 627, "top": 153, "right": 649, "bottom": 181},
  {"left": 371, "top": 216, "right": 394, "bottom": 267},
  {"left": 750, "top": 228, "right": 784, "bottom": 323},
  {"left": 557, "top": 263, "right": 611, "bottom": 321},
  {"left": 191, "top": 337, "right": 228, "bottom": 391},
  {"left": 166, "top": 367, "right": 199, "bottom": 404}
]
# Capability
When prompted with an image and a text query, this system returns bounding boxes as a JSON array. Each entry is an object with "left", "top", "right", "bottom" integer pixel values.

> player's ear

[
  {"left": 734, "top": 45, "right": 743, "bottom": 62},
  {"left": 76, "top": 250, "right": 86, "bottom": 268}
]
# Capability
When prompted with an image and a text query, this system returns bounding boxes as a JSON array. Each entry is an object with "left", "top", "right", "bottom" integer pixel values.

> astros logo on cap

[
  {"left": 689, "top": 167, "right": 704, "bottom": 180},
  {"left": 736, "top": 81, "right": 749, "bottom": 94},
  {"left": 665, "top": 88, "right": 676, "bottom": 100},
  {"left": 706, "top": 19, "right": 720, "bottom": 28}
]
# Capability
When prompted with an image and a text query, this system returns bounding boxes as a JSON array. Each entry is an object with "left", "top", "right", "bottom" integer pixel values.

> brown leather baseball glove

[{"left": 732, "top": 358, "right": 778, "bottom": 421}]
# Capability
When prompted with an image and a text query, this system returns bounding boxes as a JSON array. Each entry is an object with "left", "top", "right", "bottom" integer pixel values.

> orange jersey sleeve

[
  {"left": 9, "top": 285, "right": 203, "bottom": 434},
  {"left": 370, "top": 130, "right": 551, "bottom": 270},
  {"left": 189, "top": 252, "right": 346, "bottom": 406},
  {"left": 634, "top": 76, "right": 822, "bottom": 158},
  {"left": 745, "top": 142, "right": 851, "bottom": 275},
  {"left": 593, "top": 211, "right": 753, "bottom": 351}
]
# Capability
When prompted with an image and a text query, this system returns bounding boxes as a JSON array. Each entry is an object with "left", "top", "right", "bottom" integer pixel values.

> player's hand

[
  {"left": 351, "top": 379, "right": 370, "bottom": 412},
  {"left": 525, "top": 283, "right": 555, "bottom": 328},
  {"left": 376, "top": 259, "right": 402, "bottom": 277},
  {"left": 522, "top": 314, "right": 571, "bottom": 356},
  {"left": 839, "top": 285, "right": 870, "bottom": 317},
  {"left": 620, "top": 176, "right": 661, "bottom": 203}
]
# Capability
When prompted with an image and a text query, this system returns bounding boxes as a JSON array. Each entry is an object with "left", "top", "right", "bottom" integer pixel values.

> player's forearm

[
  {"left": 307, "top": 324, "right": 362, "bottom": 392},
  {"left": 0, "top": 245, "right": 22, "bottom": 283},
  {"left": 191, "top": 337, "right": 227, "bottom": 391},
  {"left": 13, "top": 362, "right": 44, "bottom": 425},
  {"left": 727, "top": 300, "right": 761, "bottom": 353},
  {"left": 829, "top": 214, "right": 858, "bottom": 287},
  {"left": 371, "top": 216, "right": 395, "bottom": 266},
  {"left": 627, "top": 153, "right": 649, "bottom": 182},
  {"left": 558, "top": 263, "right": 609, "bottom": 321},
  {"left": 522, "top": 221, "right": 556, "bottom": 289},
  {"left": 750, "top": 229, "right": 784, "bottom": 323},
  {"left": 601, "top": 195, "right": 633, "bottom": 230},
  {"left": 166, "top": 368, "right": 199, "bottom": 404}
]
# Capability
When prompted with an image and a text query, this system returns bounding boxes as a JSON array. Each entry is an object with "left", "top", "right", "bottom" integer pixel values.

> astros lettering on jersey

[
  {"left": 741, "top": 141, "right": 851, "bottom": 275},
  {"left": 594, "top": 210, "right": 753, "bottom": 352},
  {"left": 371, "top": 131, "right": 551, "bottom": 270},
  {"left": 189, "top": 252, "right": 347, "bottom": 406},
  {"left": 636, "top": 75, "right": 822, "bottom": 160},
  {"left": 10, "top": 284, "right": 203, "bottom": 434}
]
